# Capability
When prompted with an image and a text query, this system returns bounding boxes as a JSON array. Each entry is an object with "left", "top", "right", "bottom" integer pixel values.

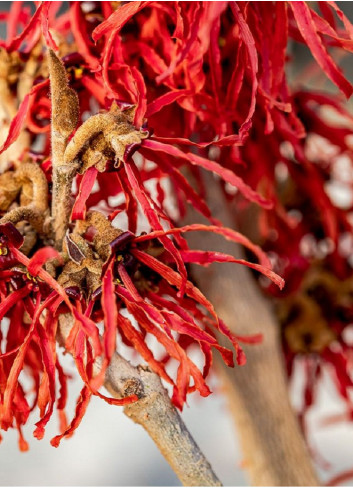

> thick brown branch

[
  {"left": 58, "top": 314, "right": 222, "bottom": 487},
  {"left": 181, "top": 171, "right": 319, "bottom": 486}
]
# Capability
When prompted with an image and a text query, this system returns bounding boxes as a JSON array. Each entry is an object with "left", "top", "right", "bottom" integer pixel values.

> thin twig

[{"left": 58, "top": 314, "right": 222, "bottom": 487}]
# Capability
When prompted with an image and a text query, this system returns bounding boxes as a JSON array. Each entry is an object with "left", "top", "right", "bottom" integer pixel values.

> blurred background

[
  {"left": 2, "top": 352, "right": 353, "bottom": 486},
  {"left": 2, "top": 1, "right": 353, "bottom": 486}
]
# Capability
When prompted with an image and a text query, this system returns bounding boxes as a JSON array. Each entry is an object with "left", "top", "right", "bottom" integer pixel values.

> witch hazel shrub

[{"left": 0, "top": 1, "right": 351, "bottom": 469}]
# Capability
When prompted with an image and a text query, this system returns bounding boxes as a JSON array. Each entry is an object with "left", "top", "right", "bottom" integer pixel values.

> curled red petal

[
  {"left": 124, "top": 160, "right": 188, "bottom": 295},
  {"left": 69, "top": 2, "right": 100, "bottom": 71},
  {"left": 0, "top": 223, "right": 24, "bottom": 248},
  {"left": 143, "top": 139, "right": 272, "bottom": 208},
  {"left": 118, "top": 313, "right": 173, "bottom": 385},
  {"left": 130, "top": 66, "right": 147, "bottom": 127},
  {"left": 324, "top": 469, "right": 353, "bottom": 487},
  {"left": 0, "top": 95, "right": 29, "bottom": 155},
  {"left": 50, "top": 386, "right": 92, "bottom": 448},
  {"left": 56, "top": 359, "right": 68, "bottom": 412},
  {"left": 92, "top": 1, "right": 145, "bottom": 41},
  {"left": 41, "top": 1, "right": 58, "bottom": 50},
  {"left": 291, "top": 1, "right": 353, "bottom": 98},
  {"left": 178, "top": 249, "right": 284, "bottom": 289},
  {"left": 6, "top": 2, "right": 43, "bottom": 51},
  {"left": 0, "top": 286, "right": 32, "bottom": 321},
  {"left": 33, "top": 319, "right": 57, "bottom": 440},
  {"left": 27, "top": 247, "right": 62, "bottom": 276},
  {"left": 73, "top": 310, "right": 102, "bottom": 358},
  {"left": 71, "top": 167, "right": 98, "bottom": 221},
  {"left": 153, "top": 135, "right": 243, "bottom": 148},
  {"left": 134, "top": 223, "right": 272, "bottom": 269},
  {"left": 230, "top": 2, "right": 259, "bottom": 138},
  {"left": 0, "top": 80, "right": 49, "bottom": 156},
  {"left": 146, "top": 89, "right": 191, "bottom": 118},
  {"left": 102, "top": 265, "right": 118, "bottom": 361}
]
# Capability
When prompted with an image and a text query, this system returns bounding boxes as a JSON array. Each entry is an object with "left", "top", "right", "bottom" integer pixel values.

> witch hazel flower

[{"left": 0, "top": 223, "right": 24, "bottom": 269}]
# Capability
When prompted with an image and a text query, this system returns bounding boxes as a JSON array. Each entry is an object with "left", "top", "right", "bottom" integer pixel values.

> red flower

[
  {"left": 0, "top": 3, "right": 352, "bottom": 470},
  {"left": 0, "top": 223, "right": 23, "bottom": 269}
]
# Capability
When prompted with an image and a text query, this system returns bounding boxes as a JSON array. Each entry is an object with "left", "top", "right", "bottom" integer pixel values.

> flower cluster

[
  {"left": 0, "top": 0, "right": 352, "bottom": 458},
  {"left": 0, "top": 1, "right": 285, "bottom": 450}
]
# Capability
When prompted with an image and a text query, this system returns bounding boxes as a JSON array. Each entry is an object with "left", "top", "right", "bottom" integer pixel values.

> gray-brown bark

[
  {"left": 182, "top": 171, "right": 319, "bottom": 486},
  {"left": 58, "top": 314, "right": 222, "bottom": 487},
  {"left": 122, "top": 367, "right": 222, "bottom": 487}
]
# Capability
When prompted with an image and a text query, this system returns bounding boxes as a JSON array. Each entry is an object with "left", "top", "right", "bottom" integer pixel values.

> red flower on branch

[{"left": 0, "top": 4, "right": 352, "bottom": 475}]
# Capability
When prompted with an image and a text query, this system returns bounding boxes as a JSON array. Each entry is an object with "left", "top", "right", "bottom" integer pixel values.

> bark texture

[
  {"left": 58, "top": 314, "right": 222, "bottom": 487},
  {"left": 182, "top": 172, "right": 319, "bottom": 486},
  {"left": 122, "top": 367, "right": 222, "bottom": 487}
]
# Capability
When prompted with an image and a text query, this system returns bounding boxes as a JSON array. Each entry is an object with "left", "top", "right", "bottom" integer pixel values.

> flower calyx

[{"left": 64, "top": 102, "right": 149, "bottom": 173}]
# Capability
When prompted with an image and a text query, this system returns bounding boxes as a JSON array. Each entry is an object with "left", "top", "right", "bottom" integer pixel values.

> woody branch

[
  {"left": 58, "top": 313, "right": 221, "bottom": 487},
  {"left": 182, "top": 170, "right": 319, "bottom": 486}
]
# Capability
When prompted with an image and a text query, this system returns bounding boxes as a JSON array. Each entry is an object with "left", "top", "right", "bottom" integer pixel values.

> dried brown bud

[
  {"left": 63, "top": 102, "right": 148, "bottom": 169},
  {"left": 77, "top": 211, "right": 123, "bottom": 261},
  {"left": 65, "top": 232, "right": 86, "bottom": 265},
  {"left": 14, "top": 163, "right": 49, "bottom": 211},
  {"left": 48, "top": 49, "right": 79, "bottom": 139}
]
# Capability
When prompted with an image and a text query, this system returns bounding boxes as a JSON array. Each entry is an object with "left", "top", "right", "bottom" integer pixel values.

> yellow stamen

[
  {"left": 219, "top": 37, "right": 226, "bottom": 47},
  {"left": 74, "top": 67, "right": 83, "bottom": 79},
  {"left": 26, "top": 272, "right": 38, "bottom": 283}
]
